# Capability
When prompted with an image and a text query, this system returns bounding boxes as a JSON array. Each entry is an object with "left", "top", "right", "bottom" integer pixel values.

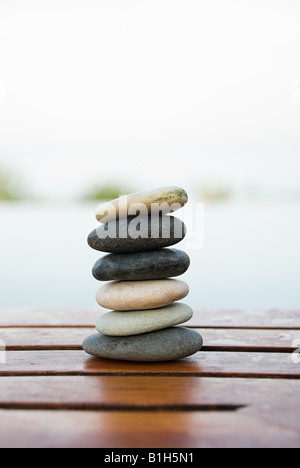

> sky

[{"left": 0, "top": 0, "right": 300, "bottom": 199}]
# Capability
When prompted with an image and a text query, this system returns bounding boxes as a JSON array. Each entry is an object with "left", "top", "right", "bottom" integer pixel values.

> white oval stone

[
  {"left": 95, "top": 186, "right": 188, "bottom": 222},
  {"left": 96, "top": 279, "right": 189, "bottom": 311},
  {"left": 95, "top": 302, "right": 193, "bottom": 336}
]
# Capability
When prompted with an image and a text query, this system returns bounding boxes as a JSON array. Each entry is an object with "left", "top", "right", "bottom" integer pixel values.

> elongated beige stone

[
  {"left": 95, "top": 186, "right": 188, "bottom": 222},
  {"left": 95, "top": 302, "right": 193, "bottom": 336},
  {"left": 96, "top": 279, "right": 189, "bottom": 311}
]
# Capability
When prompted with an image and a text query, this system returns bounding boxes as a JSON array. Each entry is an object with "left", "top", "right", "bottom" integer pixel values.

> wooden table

[{"left": 0, "top": 308, "right": 300, "bottom": 448}]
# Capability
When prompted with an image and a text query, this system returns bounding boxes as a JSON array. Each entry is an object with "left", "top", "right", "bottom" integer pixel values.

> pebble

[
  {"left": 95, "top": 186, "right": 188, "bottom": 222},
  {"left": 96, "top": 279, "right": 189, "bottom": 311},
  {"left": 87, "top": 215, "right": 186, "bottom": 253},
  {"left": 82, "top": 327, "right": 203, "bottom": 361},
  {"left": 92, "top": 249, "right": 190, "bottom": 281},
  {"left": 95, "top": 302, "right": 193, "bottom": 336}
]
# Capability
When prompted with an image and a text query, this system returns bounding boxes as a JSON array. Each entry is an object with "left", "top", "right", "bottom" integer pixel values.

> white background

[
  {"left": 0, "top": 0, "right": 300, "bottom": 198},
  {"left": 0, "top": 1, "right": 300, "bottom": 309}
]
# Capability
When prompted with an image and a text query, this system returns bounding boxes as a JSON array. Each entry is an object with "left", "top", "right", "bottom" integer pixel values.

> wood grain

[
  {"left": 0, "top": 327, "right": 299, "bottom": 352},
  {"left": 0, "top": 308, "right": 100, "bottom": 327},
  {"left": 1, "top": 350, "right": 299, "bottom": 378},
  {"left": 190, "top": 309, "right": 300, "bottom": 329},
  {"left": 0, "top": 376, "right": 298, "bottom": 410},
  {"left": 0, "top": 409, "right": 299, "bottom": 448},
  {"left": 0, "top": 308, "right": 299, "bottom": 328},
  {"left": 0, "top": 308, "right": 299, "bottom": 448},
  {"left": 199, "top": 328, "right": 300, "bottom": 352},
  {"left": 0, "top": 327, "right": 92, "bottom": 350}
]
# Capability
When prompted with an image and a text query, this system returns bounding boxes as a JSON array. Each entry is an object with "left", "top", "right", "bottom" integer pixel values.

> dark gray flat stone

[
  {"left": 82, "top": 327, "right": 203, "bottom": 362},
  {"left": 92, "top": 248, "right": 190, "bottom": 281},
  {"left": 87, "top": 215, "right": 186, "bottom": 253}
]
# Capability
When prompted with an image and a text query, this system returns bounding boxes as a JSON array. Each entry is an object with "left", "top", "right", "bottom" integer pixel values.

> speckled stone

[
  {"left": 95, "top": 186, "right": 188, "bottom": 222},
  {"left": 95, "top": 302, "right": 193, "bottom": 336},
  {"left": 92, "top": 249, "right": 190, "bottom": 281},
  {"left": 87, "top": 215, "right": 186, "bottom": 253},
  {"left": 96, "top": 279, "right": 189, "bottom": 311},
  {"left": 82, "top": 327, "right": 203, "bottom": 362}
]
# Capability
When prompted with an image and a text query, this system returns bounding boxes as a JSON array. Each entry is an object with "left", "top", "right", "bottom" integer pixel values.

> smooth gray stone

[
  {"left": 88, "top": 215, "right": 186, "bottom": 253},
  {"left": 82, "top": 327, "right": 203, "bottom": 362},
  {"left": 92, "top": 249, "right": 190, "bottom": 281},
  {"left": 95, "top": 302, "right": 193, "bottom": 336}
]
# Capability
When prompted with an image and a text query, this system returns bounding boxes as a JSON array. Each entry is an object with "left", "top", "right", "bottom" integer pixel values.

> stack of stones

[{"left": 83, "top": 186, "right": 203, "bottom": 362}]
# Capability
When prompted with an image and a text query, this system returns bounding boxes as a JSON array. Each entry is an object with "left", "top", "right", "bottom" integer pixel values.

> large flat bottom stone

[{"left": 82, "top": 327, "right": 203, "bottom": 362}]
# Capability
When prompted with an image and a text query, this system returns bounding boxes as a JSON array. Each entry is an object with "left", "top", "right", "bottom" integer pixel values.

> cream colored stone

[
  {"left": 95, "top": 186, "right": 188, "bottom": 222},
  {"left": 95, "top": 302, "right": 193, "bottom": 336},
  {"left": 96, "top": 279, "right": 189, "bottom": 311}
]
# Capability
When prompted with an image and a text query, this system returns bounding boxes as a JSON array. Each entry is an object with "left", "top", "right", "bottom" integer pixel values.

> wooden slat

[
  {"left": 0, "top": 327, "right": 299, "bottom": 351},
  {"left": 0, "top": 409, "right": 299, "bottom": 448},
  {"left": 0, "top": 308, "right": 299, "bottom": 329},
  {"left": 1, "top": 350, "right": 299, "bottom": 378},
  {"left": 240, "top": 393, "right": 300, "bottom": 435},
  {"left": 0, "top": 376, "right": 299, "bottom": 410},
  {"left": 190, "top": 309, "right": 300, "bottom": 329},
  {"left": 200, "top": 328, "right": 300, "bottom": 352},
  {"left": 0, "top": 328, "right": 92, "bottom": 350},
  {"left": 0, "top": 308, "right": 299, "bottom": 449},
  {"left": 0, "top": 308, "right": 100, "bottom": 327}
]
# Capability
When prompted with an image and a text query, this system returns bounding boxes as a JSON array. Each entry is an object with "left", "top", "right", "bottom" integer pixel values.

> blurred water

[{"left": 0, "top": 200, "right": 299, "bottom": 309}]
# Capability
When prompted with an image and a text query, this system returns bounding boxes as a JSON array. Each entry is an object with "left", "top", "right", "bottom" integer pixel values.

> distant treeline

[
  {"left": 0, "top": 165, "right": 28, "bottom": 201},
  {"left": 82, "top": 184, "right": 135, "bottom": 201},
  {"left": 82, "top": 183, "right": 233, "bottom": 202},
  {"left": 0, "top": 163, "right": 234, "bottom": 203}
]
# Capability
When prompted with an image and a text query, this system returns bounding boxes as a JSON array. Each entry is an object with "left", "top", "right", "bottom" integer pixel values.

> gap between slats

[
  {"left": 0, "top": 403, "right": 244, "bottom": 412},
  {"left": 1, "top": 350, "right": 299, "bottom": 379},
  {"left": 0, "top": 376, "right": 298, "bottom": 412},
  {"left": 2, "top": 372, "right": 298, "bottom": 380},
  {"left": 2, "top": 345, "right": 297, "bottom": 353},
  {"left": 1, "top": 327, "right": 299, "bottom": 353}
]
